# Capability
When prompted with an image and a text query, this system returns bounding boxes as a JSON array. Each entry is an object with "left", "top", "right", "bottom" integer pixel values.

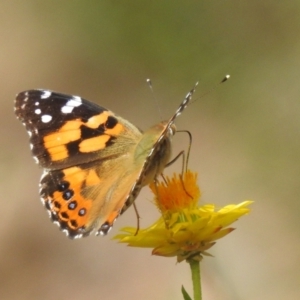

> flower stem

[{"left": 189, "top": 259, "right": 202, "bottom": 300}]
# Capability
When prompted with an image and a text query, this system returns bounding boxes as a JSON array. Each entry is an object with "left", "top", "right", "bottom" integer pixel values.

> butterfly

[{"left": 14, "top": 84, "right": 197, "bottom": 239}]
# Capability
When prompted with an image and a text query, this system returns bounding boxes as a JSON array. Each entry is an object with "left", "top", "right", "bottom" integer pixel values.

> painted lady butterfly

[{"left": 14, "top": 84, "right": 198, "bottom": 238}]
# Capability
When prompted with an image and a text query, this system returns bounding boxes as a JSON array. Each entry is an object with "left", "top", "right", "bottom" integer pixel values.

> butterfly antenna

[
  {"left": 146, "top": 79, "right": 163, "bottom": 120},
  {"left": 193, "top": 74, "right": 230, "bottom": 103},
  {"left": 221, "top": 74, "right": 230, "bottom": 83},
  {"left": 175, "top": 74, "right": 230, "bottom": 164},
  {"left": 167, "top": 81, "right": 199, "bottom": 125}
]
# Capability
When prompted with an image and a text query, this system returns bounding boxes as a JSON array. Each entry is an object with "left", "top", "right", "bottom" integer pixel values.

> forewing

[{"left": 15, "top": 90, "right": 127, "bottom": 169}]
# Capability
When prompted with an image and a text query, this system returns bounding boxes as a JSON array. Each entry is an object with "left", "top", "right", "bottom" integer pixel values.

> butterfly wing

[
  {"left": 15, "top": 90, "right": 145, "bottom": 238},
  {"left": 38, "top": 122, "right": 173, "bottom": 238},
  {"left": 40, "top": 159, "right": 145, "bottom": 238},
  {"left": 15, "top": 90, "right": 139, "bottom": 169}
]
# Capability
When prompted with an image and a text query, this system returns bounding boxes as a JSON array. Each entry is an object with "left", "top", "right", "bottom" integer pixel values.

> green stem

[{"left": 189, "top": 259, "right": 202, "bottom": 300}]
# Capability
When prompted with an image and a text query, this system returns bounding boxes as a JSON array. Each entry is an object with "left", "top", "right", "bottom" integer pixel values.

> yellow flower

[{"left": 114, "top": 170, "right": 253, "bottom": 263}]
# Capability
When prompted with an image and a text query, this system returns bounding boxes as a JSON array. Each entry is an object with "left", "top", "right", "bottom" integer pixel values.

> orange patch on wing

[
  {"left": 105, "top": 123, "right": 124, "bottom": 136},
  {"left": 79, "top": 135, "right": 110, "bottom": 152},
  {"left": 60, "top": 119, "right": 82, "bottom": 131},
  {"left": 44, "top": 130, "right": 81, "bottom": 147},
  {"left": 51, "top": 166, "right": 94, "bottom": 230},
  {"left": 85, "top": 169, "right": 101, "bottom": 186},
  {"left": 63, "top": 166, "right": 87, "bottom": 184},
  {"left": 86, "top": 112, "right": 109, "bottom": 128},
  {"left": 43, "top": 120, "right": 81, "bottom": 161},
  {"left": 47, "top": 145, "right": 68, "bottom": 161}
]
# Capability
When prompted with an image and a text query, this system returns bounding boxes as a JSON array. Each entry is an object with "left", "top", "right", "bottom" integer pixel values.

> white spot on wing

[
  {"left": 61, "top": 96, "right": 82, "bottom": 114},
  {"left": 33, "top": 156, "right": 39, "bottom": 163},
  {"left": 72, "top": 95, "right": 82, "bottom": 102},
  {"left": 41, "top": 114, "right": 52, "bottom": 123},
  {"left": 35, "top": 102, "right": 39, "bottom": 106},
  {"left": 35, "top": 108, "right": 41, "bottom": 115},
  {"left": 41, "top": 91, "right": 52, "bottom": 99},
  {"left": 61, "top": 106, "right": 73, "bottom": 114}
]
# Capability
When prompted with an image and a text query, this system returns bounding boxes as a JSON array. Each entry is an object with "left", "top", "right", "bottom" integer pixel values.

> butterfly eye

[{"left": 169, "top": 124, "right": 177, "bottom": 136}]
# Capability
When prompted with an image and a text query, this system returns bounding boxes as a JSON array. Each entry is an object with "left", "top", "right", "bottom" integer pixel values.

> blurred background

[{"left": 1, "top": 1, "right": 299, "bottom": 299}]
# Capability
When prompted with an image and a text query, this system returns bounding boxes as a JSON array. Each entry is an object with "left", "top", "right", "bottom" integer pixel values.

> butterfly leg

[
  {"left": 165, "top": 130, "right": 192, "bottom": 173},
  {"left": 165, "top": 150, "right": 185, "bottom": 173},
  {"left": 133, "top": 202, "right": 141, "bottom": 236},
  {"left": 164, "top": 130, "right": 193, "bottom": 199}
]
